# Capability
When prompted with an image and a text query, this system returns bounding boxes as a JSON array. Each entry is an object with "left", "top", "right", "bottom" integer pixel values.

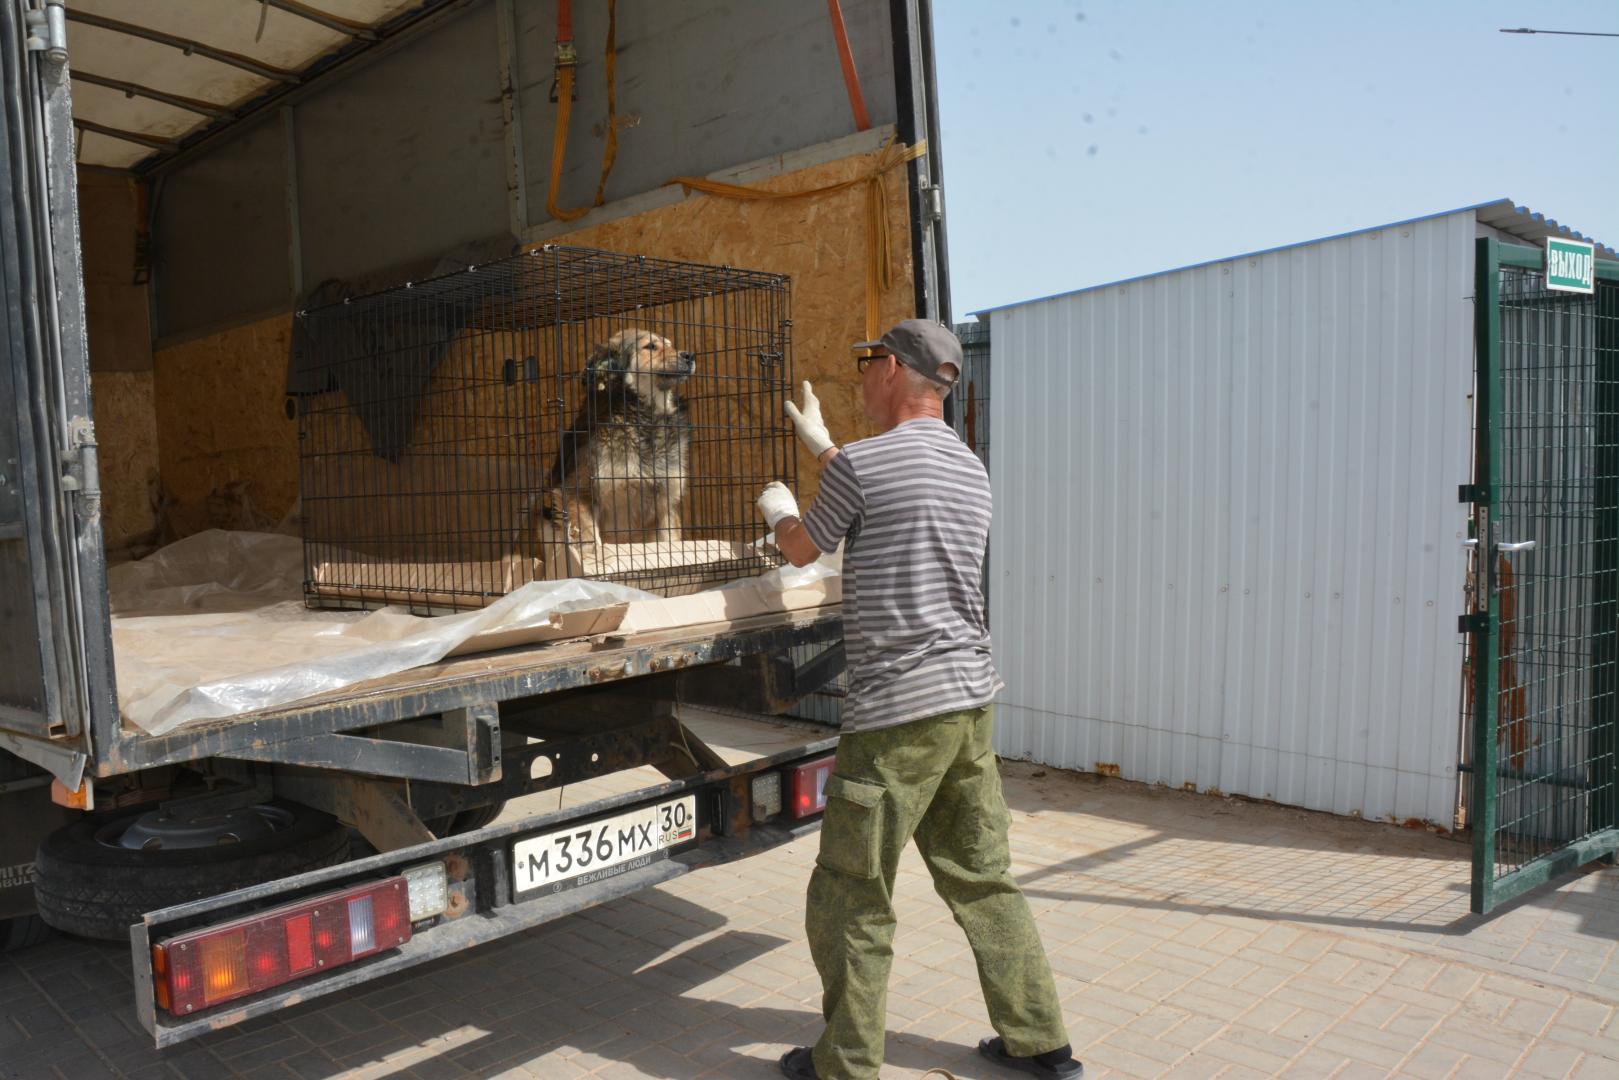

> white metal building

[{"left": 976, "top": 200, "right": 1616, "bottom": 828}]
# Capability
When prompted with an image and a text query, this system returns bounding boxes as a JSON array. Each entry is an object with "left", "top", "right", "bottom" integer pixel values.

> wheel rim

[{"left": 96, "top": 804, "right": 294, "bottom": 852}]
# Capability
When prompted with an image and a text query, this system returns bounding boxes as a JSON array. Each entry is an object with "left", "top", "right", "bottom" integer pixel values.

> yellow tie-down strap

[{"left": 667, "top": 135, "right": 929, "bottom": 341}]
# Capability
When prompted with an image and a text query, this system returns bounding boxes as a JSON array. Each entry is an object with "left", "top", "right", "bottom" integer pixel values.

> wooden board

[
  {"left": 90, "top": 370, "right": 161, "bottom": 553},
  {"left": 77, "top": 169, "right": 152, "bottom": 374},
  {"left": 151, "top": 311, "right": 299, "bottom": 539}
]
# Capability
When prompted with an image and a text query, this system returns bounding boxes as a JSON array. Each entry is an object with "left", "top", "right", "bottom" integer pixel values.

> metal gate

[
  {"left": 951, "top": 318, "right": 990, "bottom": 468},
  {"left": 1465, "top": 236, "right": 1619, "bottom": 914}
]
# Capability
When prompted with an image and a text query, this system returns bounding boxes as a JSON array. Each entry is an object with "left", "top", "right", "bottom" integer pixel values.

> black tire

[
  {"left": 448, "top": 801, "right": 506, "bottom": 833},
  {"left": 33, "top": 800, "right": 350, "bottom": 941},
  {"left": 0, "top": 914, "right": 51, "bottom": 952},
  {"left": 425, "top": 800, "right": 506, "bottom": 838}
]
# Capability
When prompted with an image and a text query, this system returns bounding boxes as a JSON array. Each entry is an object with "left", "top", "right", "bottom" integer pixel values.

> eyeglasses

[{"left": 856, "top": 353, "right": 892, "bottom": 374}]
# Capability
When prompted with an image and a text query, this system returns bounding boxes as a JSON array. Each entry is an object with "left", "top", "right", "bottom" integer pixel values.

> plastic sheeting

[{"left": 110, "top": 530, "right": 838, "bottom": 735}]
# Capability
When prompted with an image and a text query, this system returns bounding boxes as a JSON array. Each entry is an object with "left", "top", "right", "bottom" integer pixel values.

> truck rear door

[{"left": 0, "top": 0, "right": 111, "bottom": 782}]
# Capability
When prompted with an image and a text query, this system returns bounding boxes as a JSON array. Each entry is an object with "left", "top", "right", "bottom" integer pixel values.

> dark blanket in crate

[{"left": 285, "top": 237, "right": 519, "bottom": 460}]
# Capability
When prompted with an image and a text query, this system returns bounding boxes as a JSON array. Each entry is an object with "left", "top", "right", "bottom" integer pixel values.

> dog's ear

[{"left": 583, "top": 335, "right": 634, "bottom": 388}]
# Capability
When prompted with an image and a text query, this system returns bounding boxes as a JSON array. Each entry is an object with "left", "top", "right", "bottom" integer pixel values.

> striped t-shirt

[{"left": 802, "top": 417, "right": 1002, "bottom": 732}]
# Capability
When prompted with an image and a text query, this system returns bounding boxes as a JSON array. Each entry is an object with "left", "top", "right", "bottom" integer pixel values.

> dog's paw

[{"left": 539, "top": 489, "right": 572, "bottom": 525}]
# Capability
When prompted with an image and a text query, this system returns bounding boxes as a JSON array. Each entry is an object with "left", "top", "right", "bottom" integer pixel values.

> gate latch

[
  {"left": 1458, "top": 613, "right": 1489, "bottom": 634},
  {"left": 1458, "top": 484, "right": 1488, "bottom": 504}
]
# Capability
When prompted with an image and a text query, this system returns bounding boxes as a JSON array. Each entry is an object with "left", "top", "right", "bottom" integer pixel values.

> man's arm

[
  {"left": 757, "top": 482, "right": 822, "bottom": 567},
  {"left": 759, "top": 383, "right": 862, "bottom": 564},
  {"left": 772, "top": 515, "right": 822, "bottom": 568},
  {"left": 757, "top": 447, "right": 851, "bottom": 568}
]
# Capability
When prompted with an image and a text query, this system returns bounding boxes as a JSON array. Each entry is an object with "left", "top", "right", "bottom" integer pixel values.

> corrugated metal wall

[{"left": 987, "top": 210, "right": 1478, "bottom": 827}]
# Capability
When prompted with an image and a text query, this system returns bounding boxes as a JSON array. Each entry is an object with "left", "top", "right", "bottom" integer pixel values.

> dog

[{"left": 537, "top": 329, "right": 695, "bottom": 573}]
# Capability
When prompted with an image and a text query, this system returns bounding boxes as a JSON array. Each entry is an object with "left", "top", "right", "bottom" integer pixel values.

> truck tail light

[
  {"left": 788, "top": 755, "right": 836, "bottom": 819},
  {"left": 152, "top": 878, "right": 410, "bottom": 1016}
]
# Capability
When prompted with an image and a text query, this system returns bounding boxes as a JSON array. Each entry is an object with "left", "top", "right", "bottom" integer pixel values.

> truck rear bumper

[{"left": 130, "top": 737, "right": 835, "bottom": 1047}]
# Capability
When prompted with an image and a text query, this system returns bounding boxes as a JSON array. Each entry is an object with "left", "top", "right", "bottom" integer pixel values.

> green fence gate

[{"left": 1465, "top": 237, "right": 1619, "bottom": 914}]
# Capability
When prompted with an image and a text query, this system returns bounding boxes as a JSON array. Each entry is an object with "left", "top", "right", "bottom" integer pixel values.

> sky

[{"left": 932, "top": 0, "right": 1619, "bottom": 318}]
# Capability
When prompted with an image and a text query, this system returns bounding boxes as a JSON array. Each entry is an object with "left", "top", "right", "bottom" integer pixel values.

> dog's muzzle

[{"left": 671, "top": 351, "right": 697, "bottom": 378}]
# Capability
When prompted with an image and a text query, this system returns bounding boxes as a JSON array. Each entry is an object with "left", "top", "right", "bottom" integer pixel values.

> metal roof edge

[
  {"left": 970, "top": 198, "right": 1614, "bottom": 317},
  {"left": 1474, "top": 199, "right": 1618, "bottom": 260}
]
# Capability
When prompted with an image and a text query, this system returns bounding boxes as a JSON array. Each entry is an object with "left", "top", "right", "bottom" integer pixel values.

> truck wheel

[
  {"left": 33, "top": 800, "right": 349, "bottom": 942},
  {"left": 0, "top": 914, "right": 51, "bottom": 951}
]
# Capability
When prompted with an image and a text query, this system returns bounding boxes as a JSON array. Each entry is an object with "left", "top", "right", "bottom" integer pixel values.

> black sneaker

[
  {"left": 779, "top": 1046, "right": 819, "bottom": 1080},
  {"left": 978, "top": 1036, "right": 1084, "bottom": 1079}
]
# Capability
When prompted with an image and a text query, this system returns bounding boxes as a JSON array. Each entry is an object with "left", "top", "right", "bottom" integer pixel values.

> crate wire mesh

[
  {"left": 295, "top": 246, "right": 795, "bottom": 613},
  {"left": 1473, "top": 264, "right": 1619, "bottom": 886}
]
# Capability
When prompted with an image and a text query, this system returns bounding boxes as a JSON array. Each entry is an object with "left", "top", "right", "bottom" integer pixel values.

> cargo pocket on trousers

[{"left": 815, "top": 774, "right": 885, "bottom": 879}]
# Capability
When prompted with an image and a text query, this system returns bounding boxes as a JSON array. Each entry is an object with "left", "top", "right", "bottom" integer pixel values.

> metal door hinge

[
  {"left": 24, "top": 3, "right": 68, "bottom": 64},
  {"left": 60, "top": 419, "right": 100, "bottom": 498},
  {"left": 60, "top": 450, "right": 83, "bottom": 492},
  {"left": 919, "top": 179, "right": 943, "bottom": 223},
  {"left": 1458, "top": 613, "right": 1489, "bottom": 634}
]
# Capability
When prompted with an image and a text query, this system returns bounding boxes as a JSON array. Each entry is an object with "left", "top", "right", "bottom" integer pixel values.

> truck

[{"left": 0, "top": 0, "right": 951, "bottom": 1047}]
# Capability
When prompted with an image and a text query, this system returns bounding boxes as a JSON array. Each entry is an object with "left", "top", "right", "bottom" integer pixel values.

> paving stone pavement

[{"left": 3, "top": 763, "right": 1618, "bottom": 1080}]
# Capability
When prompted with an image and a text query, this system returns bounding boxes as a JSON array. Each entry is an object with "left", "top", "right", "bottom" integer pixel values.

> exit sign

[{"left": 1545, "top": 237, "right": 1595, "bottom": 294}]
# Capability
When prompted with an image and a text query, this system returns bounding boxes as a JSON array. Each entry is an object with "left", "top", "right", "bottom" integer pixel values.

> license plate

[{"left": 511, "top": 795, "right": 697, "bottom": 899}]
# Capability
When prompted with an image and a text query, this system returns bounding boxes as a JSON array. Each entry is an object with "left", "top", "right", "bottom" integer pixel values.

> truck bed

[{"left": 96, "top": 607, "right": 843, "bottom": 776}]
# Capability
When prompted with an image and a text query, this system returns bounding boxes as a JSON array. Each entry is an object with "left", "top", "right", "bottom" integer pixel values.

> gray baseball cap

[{"left": 853, "top": 319, "right": 961, "bottom": 388}]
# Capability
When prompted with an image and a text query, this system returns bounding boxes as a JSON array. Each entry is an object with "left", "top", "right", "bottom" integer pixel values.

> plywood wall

[
  {"left": 152, "top": 313, "right": 299, "bottom": 539},
  {"left": 78, "top": 168, "right": 162, "bottom": 552},
  {"left": 149, "top": 145, "right": 914, "bottom": 541},
  {"left": 77, "top": 169, "right": 152, "bottom": 374},
  {"left": 90, "top": 371, "right": 160, "bottom": 553}
]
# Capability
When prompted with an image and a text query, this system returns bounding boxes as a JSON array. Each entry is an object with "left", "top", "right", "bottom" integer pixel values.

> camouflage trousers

[{"left": 806, "top": 705, "right": 1069, "bottom": 1079}]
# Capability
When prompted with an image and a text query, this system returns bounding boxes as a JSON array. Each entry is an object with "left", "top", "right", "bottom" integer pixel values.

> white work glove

[
  {"left": 757, "top": 481, "right": 801, "bottom": 529},
  {"left": 784, "top": 381, "right": 835, "bottom": 459}
]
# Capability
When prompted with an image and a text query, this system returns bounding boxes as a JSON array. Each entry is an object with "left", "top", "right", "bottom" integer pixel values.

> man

[{"left": 756, "top": 320, "right": 1080, "bottom": 1080}]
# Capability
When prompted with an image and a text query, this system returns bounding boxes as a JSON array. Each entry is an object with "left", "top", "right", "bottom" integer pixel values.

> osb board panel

[
  {"left": 541, "top": 147, "right": 917, "bottom": 502},
  {"left": 153, "top": 312, "right": 299, "bottom": 539},
  {"left": 90, "top": 371, "right": 160, "bottom": 551},
  {"left": 77, "top": 169, "right": 152, "bottom": 373},
  {"left": 151, "top": 148, "right": 911, "bottom": 544}
]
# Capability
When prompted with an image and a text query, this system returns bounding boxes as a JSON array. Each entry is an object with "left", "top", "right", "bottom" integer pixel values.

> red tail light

[
  {"left": 789, "top": 755, "right": 836, "bottom": 819},
  {"left": 152, "top": 878, "right": 410, "bottom": 1016}
]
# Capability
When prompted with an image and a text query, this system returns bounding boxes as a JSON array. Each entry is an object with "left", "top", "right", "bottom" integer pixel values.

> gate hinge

[
  {"left": 1458, "top": 613, "right": 1489, "bottom": 634},
  {"left": 24, "top": 3, "right": 69, "bottom": 65},
  {"left": 1459, "top": 484, "right": 1488, "bottom": 504}
]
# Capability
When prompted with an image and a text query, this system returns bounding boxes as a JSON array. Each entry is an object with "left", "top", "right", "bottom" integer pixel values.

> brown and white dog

[{"left": 539, "top": 329, "right": 695, "bottom": 569}]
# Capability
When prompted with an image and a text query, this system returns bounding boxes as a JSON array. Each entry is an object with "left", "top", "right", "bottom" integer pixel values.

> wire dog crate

[{"left": 294, "top": 245, "right": 795, "bottom": 613}]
